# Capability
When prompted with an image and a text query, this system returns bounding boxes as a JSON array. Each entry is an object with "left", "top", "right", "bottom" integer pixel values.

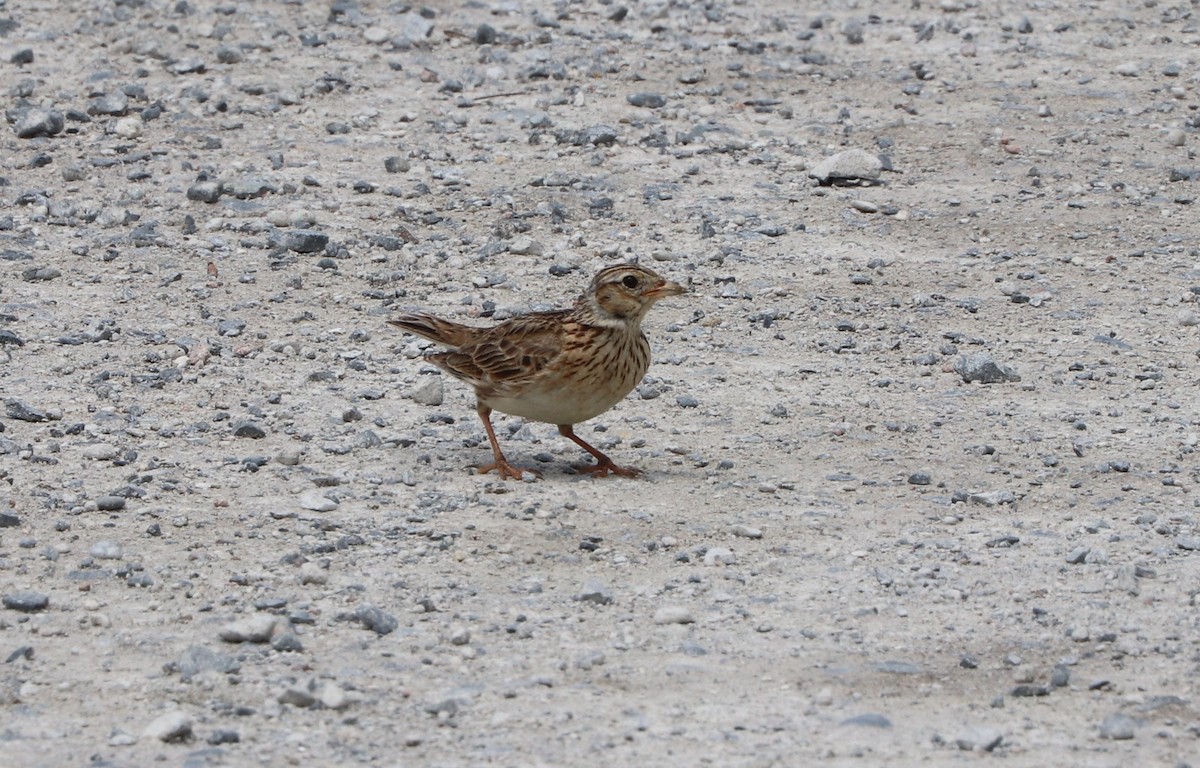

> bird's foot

[
  {"left": 477, "top": 460, "right": 543, "bottom": 480},
  {"left": 572, "top": 459, "right": 642, "bottom": 478}
]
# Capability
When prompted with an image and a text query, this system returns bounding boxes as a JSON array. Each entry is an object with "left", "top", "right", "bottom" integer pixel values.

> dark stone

[
  {"left": 3, "top": 591, "right": 49, "bottom": 612},
  {"left": 355, "top": 605, "right": 398, "bottom": 635}
]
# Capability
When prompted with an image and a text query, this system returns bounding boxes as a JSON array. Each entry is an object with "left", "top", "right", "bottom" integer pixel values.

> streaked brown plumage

[{"left": 390, "top": 264, "right": 686, "bottom": 479}]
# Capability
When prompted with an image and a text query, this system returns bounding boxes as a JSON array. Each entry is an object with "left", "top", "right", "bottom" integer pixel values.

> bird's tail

[{"left": 388, "top": 313, "right": 479, "bottom": 348}]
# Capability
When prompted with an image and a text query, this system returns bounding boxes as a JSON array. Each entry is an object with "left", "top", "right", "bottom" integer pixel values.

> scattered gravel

[{"left": 2, "top": 0, "right": 1197, "bottom": 764}]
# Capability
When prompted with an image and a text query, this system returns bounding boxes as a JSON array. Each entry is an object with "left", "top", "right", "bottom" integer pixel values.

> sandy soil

[{"left": 2, "top": 0, "right": 1199, "bottom": 765}]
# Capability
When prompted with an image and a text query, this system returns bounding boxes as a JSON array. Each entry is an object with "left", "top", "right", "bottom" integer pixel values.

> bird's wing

[{"left": 434, "top": 311, "right": 569, "bottom": 396}]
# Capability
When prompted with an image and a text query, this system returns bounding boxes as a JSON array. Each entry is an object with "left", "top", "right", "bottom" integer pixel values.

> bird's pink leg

[
  {"left": 475, "top": 405, "right": 542, "bottom": 480},
  {"left": 558, "top": 425, "right": 642, "bottom": 478}
]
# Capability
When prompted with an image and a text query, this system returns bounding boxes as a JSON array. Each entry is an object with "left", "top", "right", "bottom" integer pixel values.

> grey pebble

[
  {"left": 207, "top": 729, "right": 240, "bottom": 745},
  {"left": 1065, "top": 547, "right": 1089, "bottom": 564},
  {"left": 676, "top": 394, "right": 699, "bottom": 408},
  {"left": 89, "top": 540, "right": 123, "bottom": 560},
  {"left": 3, "top": 591, "right": 49, "bottom": 612},
  {"left": 6, "top": 398, "right": 50, "bottom": 422},
  {"left": 409, "top": 376, "right": 444, "bottom": 406},
  {"left": 225, "top": 178, "right": 277, "bottom": 199},
  {"left": 1175, "top": 535, "right": 1200, "bottom": 551},
  {"left": 0, "top": 512, "right": 19, "bottom": 528},
  {"left": 186, "top": 181, "right": 222, "bottom": 203},
  {"left": 955, "top": 725, "right": 1003, "bottom": 752},
  {"left": 271, "top": 631, "right": 304, "bottom": 653},
  {"left": 81, "top": 443, "right": 119, "bottom": 460},
  {"left": 283, "top": 229, "right": 329, "bottom": 254},
  {"left": 840, "top": 713, "right": 891, "bottom": 728},
  {"left": 968, "top": 490, "right": 1015, "bottom": 506},
  {"left": 21, "top": 267, "right": 61, "bottom": 282},
  {"left": 395, "top": 11, "right": 435, "bottom": 46},
  {"left": 178, "top": 645, "right": 241, "bottom": 681},
  {"left": 955, "top": 353, "right": 1021, "bottom": 384},
  {"left": 356, "top": 605, "right": 398, "bottom": 635},
  {"left": 1050, "top": 665, "right": 1070, "bottom": 687},
  {"left": 809, "top": 149, "right": 883, "bottom": 185},
  {"left": 1010, "top": 684, "right": 1050, "bottom": 697},
  {"left": 474, "top": 23, "right": 497, "bottom": 44},
  {"left": 15, "top": 109, "right": 65, "bottom": 139},
  {"left": 298, "top": 490, "right": 338, "bottom": 512},
  {"left": 232, "top": 421, "right": 266, "bottom": 439},
  {"left": 217, "top": 319, "right": 246, "bottom": 337},
  {"left": 279, "top": 683, "right": 318, "bottom": 709},
  {"left": 1098, "top": 712, "right": 1138, "bottom": 740},
  {"left": 653, "top": 605, "right": 695, "bottom": 625},
  {"left": 95, "top": 495, "right": 126, "bottom": 511},
  {"left": 907, "top": 471, "right": 932, "bottom": 485},
  {"left": 88, "top": 92, "right": 128, "bottom": 116},
  {"left": 703, "top": 547, "right": 736, "bottom": 566},
  {"left": 876, "top": 660, "right": 922, "bottom": 675},
  {"left": 215, "top": 44, "right": 244, "bottom": 64},
  {"left": 730, "top": 524, "right": 762, "bottom": 539},
  {"left": 576, "top": 579, "right": 613, "bottom": 605},
  {"left": 219, "top": 614, "right": 278, "bottom": 643},
  {"left": 142, "top": 711, "right": 192, "bottom": 743},
  {"left": 627, "top": 92, "right": 666, "bottom": 108}
]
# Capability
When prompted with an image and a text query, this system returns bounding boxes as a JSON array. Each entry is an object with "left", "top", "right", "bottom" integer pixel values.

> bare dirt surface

[{"left": 2, "top": 0, "right": 1200, "bottom": 765}]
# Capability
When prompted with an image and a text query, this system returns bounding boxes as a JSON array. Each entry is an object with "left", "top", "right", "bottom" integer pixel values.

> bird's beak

[{"left": 647, "top": 280, "right": 687, "bottom": 300}]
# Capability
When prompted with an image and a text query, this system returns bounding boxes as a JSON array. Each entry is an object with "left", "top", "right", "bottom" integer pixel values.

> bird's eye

[{"left": 622, "top": 274, "right": 640, "bottom": 289}]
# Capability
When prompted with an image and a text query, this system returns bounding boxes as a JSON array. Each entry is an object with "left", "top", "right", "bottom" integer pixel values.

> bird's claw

[{"left": 478, "top": 460, "right": 543, "bottom": 480}]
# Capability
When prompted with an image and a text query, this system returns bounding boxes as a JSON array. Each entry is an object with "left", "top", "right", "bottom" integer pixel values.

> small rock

[
  {"left": 730, "top": 524, "right": 762, "bottom": 539},
  {"left": 187, "top": 181, "right": 222, "bottom": 203},
  {"left": 627, "top": 92, "right": 666, "bottom": 108},
  {"left": 507, "top": 235, "right": 543, "bottom": 256},
  {"left": 298, "top": 490, "right": 338, "bottom": 512},
  {"left": 271, "top": 631, "right": 305, "bottom": 653},
  {"left": 1065, "top": 547, "right": 1090, "bottom": 564},
  {"left": 653, "top": 605, "right": 695, "bottom": 625},
  {"left": 968, "top": 490, "right": 1015, "bottom": 506},
  {"left": 1175, "top": 535, "right": 1200, "bottom": 551},
  {"left": 6, "top": 399, "right": 51, "bottom": 422},
  {"left": 703, "top": 547, "right": 735, "bottom": 566},
  {"left": 576, "top": 579, "right": 614, "bottom": 605},
  {"left": 955, "top": 725, "right": 1003, "bottom": 752},
  {"left": 809, "top": 149, "right": 884, "bottom": 185},
  {"left": 284, "top": 229, "right": 329, "bottom": 254},
  {"left": 318, "top": 680, "right": 355, "bottom": 710},
  {"left": 95, "top": 496, "right": 126, "bottom": 511},
  {"left": 278, "top": 683, "right": 317, "bottom": 709},
  {"left": 219, "top": 614, "right": 278, "bottom": 643},
  {"left": 907, "top": 471, "right": 932, "bottom": 485},
  {"left": 81, "top": 443, "right": 119, "bottom": 460},
  {"left": 232, "top": 421, "right": 266, "bottom": 439},
  {"left": 142, "top": 711, "right": 193, "bottom": 743},
  {"left": 955, "top": 353, "right": 1021, "bottom": 384},
  {"left": 409, "top": 377, "right": 444, "bottom": 406},
  {"left": 356, "top": 605, "right": 398, "bottom": 635},
  {"left": 207, "top": 730, "right": 240, "bottom": 745},
  {"left": 840, "top": 713, "right": 892, "bottom": 728},
  {"left": 178, "top": 645, "right": 241, "bottom": 681},
  {"left": 1099, "top": 712, "right": 1138, "bottom": 740},
  {"left": 394, "top": 11, "right": 434, "bottom": 46},
  {"left": 89, "top": 540, "right": 123, "bottom": 560},
  {"left": 3, "top": 591, "right": 49, "bottom": 613},
  {"left": 15, "top": 109, "right": 65, "bottom": 139}
]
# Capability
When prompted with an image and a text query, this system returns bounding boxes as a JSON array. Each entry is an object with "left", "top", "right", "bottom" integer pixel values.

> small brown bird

[{"left": 390, "top": 264, "right": 686, "bottom": 479}]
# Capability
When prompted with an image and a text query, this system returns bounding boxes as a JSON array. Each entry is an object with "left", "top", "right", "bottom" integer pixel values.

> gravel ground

[{"left": 2, "top": 0, "right": 1200, "bottom": 765}]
